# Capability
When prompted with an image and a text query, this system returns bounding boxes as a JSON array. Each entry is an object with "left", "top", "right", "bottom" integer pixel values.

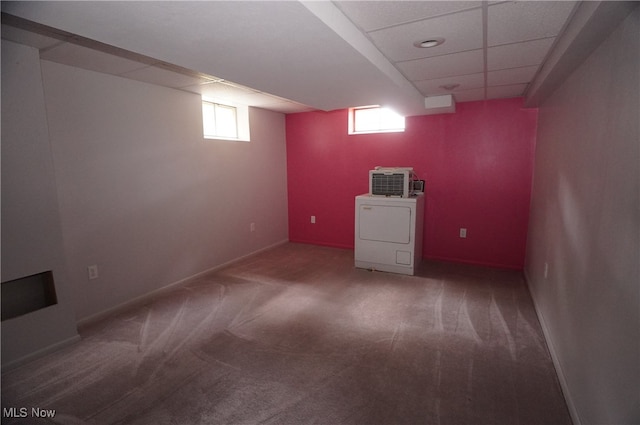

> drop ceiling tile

[
  {"left": 487, "top": 65, "right": 538, "bottom": 86},
  {"left": 488, "top": 38, "right": 555, "bottom": 71},
  {"left": 414, "top": 72, "right": 484, "bottom": 97},
  {"left": 40, "top": 42, "right": 148, "bottom": 75},
  {"left": 369, "top": 8, "right": 483, "bottom": 62},
  {"left": 487, "top": 83, "right": 527, "bottom": 100},
  {"left": 453, "top": 88, "right": 486, "bottom": 103},
  {"left": 335, "top": 1, "right": 481, "bottom": 32},
  {"left": 488, "top": 1, "right": 576, "bottom": 46},
  {"left": 397, "top": 49, "right": 483, "bottom": 81},
  {"left": 121, "top": 65, "right": 210, "bottom": 88}
]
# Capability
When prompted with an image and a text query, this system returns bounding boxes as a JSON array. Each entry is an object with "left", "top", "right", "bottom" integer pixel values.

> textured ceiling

[{"left": 1, "top": 1, "right": 633, "bottom": 116}]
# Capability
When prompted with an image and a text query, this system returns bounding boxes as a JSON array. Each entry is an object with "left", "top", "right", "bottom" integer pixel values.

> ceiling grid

[{"left": 0, "top": 1, "right": 611, "bottom": 115}]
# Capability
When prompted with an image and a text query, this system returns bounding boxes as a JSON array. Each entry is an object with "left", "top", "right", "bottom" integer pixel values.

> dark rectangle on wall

[{"left": 1, "top": 271, "right": 58, "bottom": 321}]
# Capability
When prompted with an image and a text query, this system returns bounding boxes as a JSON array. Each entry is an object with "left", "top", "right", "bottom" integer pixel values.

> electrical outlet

[
  {"left": 459, "top": 228, "right": 467, "bottom": 238},
  {"left": 250, "top": 222, "right": 256, "bottom": 232},
  {"left": 311, "top": 216, "right": 316, "bottom": 224},
  {"left": 544, "top": 262, "right": 549, "bottom": 279},
  {"left": 88, "top": 265, "right": 99, "bottom": 280}
]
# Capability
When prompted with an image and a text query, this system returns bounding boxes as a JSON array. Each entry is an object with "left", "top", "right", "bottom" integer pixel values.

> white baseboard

[
  {"left": 77, "top": 239, "right": 289, "bottom": 328},
  {"left": 523, "top": 269, "right": 582, "bottom": 425}
]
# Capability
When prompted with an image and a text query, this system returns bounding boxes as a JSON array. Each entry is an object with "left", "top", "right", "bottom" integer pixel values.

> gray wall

[
  {"left": 1, "top": 40, "right": 79, "bottom": 367},
  {"left": 39, "top": 60, "right": 289, "bottom": 322},
  {"left": 525, "top": 7, "right": 639, "bottom": 425},
  {"left": 2, "top": 39, "right": 289, "bottom": 367}
]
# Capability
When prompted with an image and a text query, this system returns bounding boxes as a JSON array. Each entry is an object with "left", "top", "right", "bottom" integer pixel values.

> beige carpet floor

[{"left": 2, "top": 243, "right": 571, "bottom": 424}]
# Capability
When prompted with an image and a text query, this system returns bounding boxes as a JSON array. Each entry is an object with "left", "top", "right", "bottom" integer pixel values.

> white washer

[{"left": 354, "top": 193, "right": 424, "bottom": 275}]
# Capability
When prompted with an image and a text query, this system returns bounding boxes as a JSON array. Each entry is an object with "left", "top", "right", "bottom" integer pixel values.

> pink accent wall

[{"left": 286, "top": 98, "right": 538, "bottom": 269}]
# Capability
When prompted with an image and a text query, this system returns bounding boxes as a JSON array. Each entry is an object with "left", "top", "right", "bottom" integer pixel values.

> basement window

[
  {"left": 202, "top": 98, "right": 251, "bottom": 141},
  {"left": 349, "top": 106, "right": 405, "bottom": 134}
]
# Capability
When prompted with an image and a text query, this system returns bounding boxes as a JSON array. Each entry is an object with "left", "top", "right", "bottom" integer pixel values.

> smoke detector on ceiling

[
  {"left": 414, "top": 38, "right": 445, "bottom": 48},
  {"left": 439, "top": 83, "right": 460, "bottom": 91}
]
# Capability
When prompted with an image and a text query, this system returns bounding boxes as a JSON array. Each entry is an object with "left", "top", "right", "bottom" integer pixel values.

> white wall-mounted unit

[{"left": 355, "top": 193, "right": 424, "bottom": 275}]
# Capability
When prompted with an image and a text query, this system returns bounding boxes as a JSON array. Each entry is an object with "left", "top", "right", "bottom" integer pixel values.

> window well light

[{"left": 349, "top": 105, "right": 405, "bottom": 134}]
